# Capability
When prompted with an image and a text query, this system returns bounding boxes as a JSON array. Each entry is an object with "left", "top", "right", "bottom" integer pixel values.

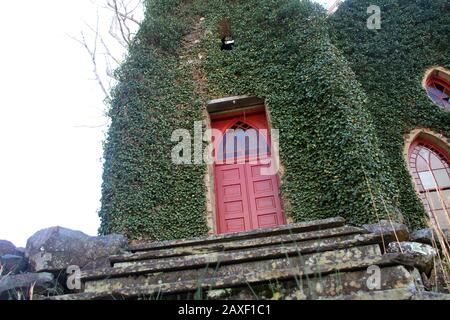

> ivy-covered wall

[
  {"left": 331, "top": 0, "right": 450, "bottom": 229},
  {"left": 99, "top": 0, "right": 449, "bottom": 240}
]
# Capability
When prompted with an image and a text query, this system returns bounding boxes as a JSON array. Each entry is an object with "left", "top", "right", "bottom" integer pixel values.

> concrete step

[
  {"left": 128, "top": 217, "right": 346, "bottom": 252},
  {"left": 83, "top": 244, "right": 382, "bottom": 294},
  {"left": 42, "top": 217, "right": 424, "bottom": 300},
  {"left": 46, "top": 252, "right": 422, "bottom": 300},
  {"left": 110, "top": 225, "right": 366, "bottom": 265},
  {"left": 223, "top": 265, "right": 418, "bottom": 300},
  {"left": 322, "top": 288, "right": 450, "bottom": 300},
  {"left": 84, "top": 232, "right": 387, "bottom": 281}
]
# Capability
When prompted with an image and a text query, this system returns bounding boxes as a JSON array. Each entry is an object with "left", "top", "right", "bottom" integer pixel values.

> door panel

[
  {"left": 215, "top": 164, "right": 252, "bottom": 233},
  {"left": 246, "top": 163, "right": 285, "bottom": 229}
]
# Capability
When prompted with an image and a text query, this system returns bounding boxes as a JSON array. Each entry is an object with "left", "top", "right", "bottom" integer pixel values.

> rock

[
  {"left": 320, "top": 288, "right": 416, "bottom": 300},
  {"left": 411, "top": 292, "right": 450, "bottom": 300},
  {"left": 0, "top": 240, "right": 18, "bottom": 256},
  {"left": 411, "top": 228, "right": 450, "bottom": 246},
  {"left": 387, "top": 242, "right": 437, "bottom": 274},
  {"left": 15, "top": 247, "right": 26, "bottom": 256},
  {"left": 0, "top": 254, "right": 28, "bottom": 275},
  {"left": 25, "top": 227, "right": 128, "bottom": 272},
  {"left": 207, "top": 288, "right": 232, "bottom": 299},
  {"left": 409, "top": 268, "right": 426, "bottom": 291},
  {"left": 0, "top": 241, "right": 28, "bottom": 275},
  {"left": 429, "top": 264, "right": 450, "bottom": 293},
  {"left": 410, "top": 228, "right": 433, "bottom": 244},
  {"left": 388, "top": 241, "right": 438, "bottom": 257},
  {"left": 26, "top": 227, "right": 90, "bottom": 272},
  {"left": 421, "top": 272, "right": 432, "bottom": 291},
  {"left": 362, "top": 220, "right": 409, "bottom": 243},
  {"left": 83, "top": 234, "right": 129, "bottom": 270},
  {"left": 0, "top": 272, "right": 62, "bottom": 300}
]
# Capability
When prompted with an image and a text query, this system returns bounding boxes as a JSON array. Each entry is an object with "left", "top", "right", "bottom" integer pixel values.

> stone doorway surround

[{"left": 203, "top": 96, "right": 292, "bottom": 234}]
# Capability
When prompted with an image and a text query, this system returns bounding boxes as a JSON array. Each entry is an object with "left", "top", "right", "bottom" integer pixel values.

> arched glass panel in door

[{"left": 216, "top": 121, "right": 270, "bottom": 163}]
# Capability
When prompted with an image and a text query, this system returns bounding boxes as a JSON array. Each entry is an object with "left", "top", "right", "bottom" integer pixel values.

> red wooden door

[
  {"left": 215, "top": 164, "right": 252, "bottom": 232},
  {"left": 245, "top": 162, "right": 285, "bottom": 229},
  {"left": 212, "top": 111, "right": 285, "bottom": 234}
]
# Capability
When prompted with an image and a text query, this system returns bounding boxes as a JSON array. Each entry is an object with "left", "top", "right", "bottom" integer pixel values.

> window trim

[
  {"left": 404, "top": 129, "right": 450, "bottom": 229},
  {"left": 408, "top": 138, "right": 450, "bottom": 193},
  {"left": 423, "top": 67, "right": 450, "bottom": 110}
]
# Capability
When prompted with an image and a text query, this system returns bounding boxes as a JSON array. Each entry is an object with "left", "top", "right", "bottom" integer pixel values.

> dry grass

[
  {"left": 426, "top": 188, "right": 450, "bottom": 291},
  {"left": 0, "top": 260, "right": 37, "bottom": 300},
  {"left": 364, "top": 164, "right": 450, "bottom": 292}
]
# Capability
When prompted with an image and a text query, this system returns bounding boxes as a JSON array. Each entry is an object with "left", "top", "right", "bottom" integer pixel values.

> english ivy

[{"left": 99, "top": 0, "right": 449, "bottom": 240}]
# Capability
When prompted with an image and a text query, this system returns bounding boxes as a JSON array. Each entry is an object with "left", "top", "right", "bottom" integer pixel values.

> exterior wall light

[{"left": 221, "top": 37, "right": 235, "bottom": 51}]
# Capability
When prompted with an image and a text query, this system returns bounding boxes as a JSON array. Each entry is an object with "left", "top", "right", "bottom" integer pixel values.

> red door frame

[
  {"left": 211, "top": 108, "right": 286, "bottom": 234},
  {"left": 211, "top": 112, "right": 272, "bottom": 163}
]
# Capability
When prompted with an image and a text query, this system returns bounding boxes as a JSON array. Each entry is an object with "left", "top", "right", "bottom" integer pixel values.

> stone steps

[
  {"left": 88, "top": 233, "right": 383, "bottom": 280},
  {"left": 43, "top": 217, "right": 447, "bottom": 300},
  {"left": 49, "top": 251, "right": 421, "bottom": 300},
  {"left": 110, "top": 225, "right": 366, "bottom": 266},
  {"left": 87, "top": 244, "right": 383, "bottom": 292},
  {"left": 128, "top": 217, "right": 347, "bottom": 252}
]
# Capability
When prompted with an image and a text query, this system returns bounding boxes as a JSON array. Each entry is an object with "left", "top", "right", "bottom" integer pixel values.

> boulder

[
  {"left": 410, "top": 228, "right": 450, "bottom": 246},
  {"left": 25, "top": 227, "right": 128, "bottom": 272},
  {"left": 0, "top": 240, "right": 18, "bottom": 256},
  {"left": 0, "top": 254, "right": 28, "bottom": 275},
  {"left": 362, "top": 220, "right": 409, "bottom": 243},
  {"left": 82, "top": 235, "right": 129, "bottom": 270},
  {"left": 15, "top": 247, "right": 26, "bottom": 256},
  {"left": 387, "top": 242, "right": 437, "bottom": 274},
  {"left": 411, "top": 292, "right": 450, "bottom": 300},
  {"left": 0, "top": 272, "right": 61, "bottom": 300},
  {"left": 429, "top": 265, "right": 450, "bottom": 294}
]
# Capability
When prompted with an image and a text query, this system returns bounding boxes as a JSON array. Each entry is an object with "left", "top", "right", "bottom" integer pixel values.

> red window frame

[
  {"left": 408, "top": 138, "right": 450, "bottom": 228},
  {"left": 425, "top": 75, "right": 450, "bottom": 110}
]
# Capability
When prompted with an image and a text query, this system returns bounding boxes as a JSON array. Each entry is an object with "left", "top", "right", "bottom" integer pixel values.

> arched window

[
  {"left": 216, "top": 121, "right": 270, "bottom": 162},
  {"left": 408, "top": 139, "right": 450, "bottom": 230},
  {"left": 425, "top": 68, "right": 450, "bottom": 110}
]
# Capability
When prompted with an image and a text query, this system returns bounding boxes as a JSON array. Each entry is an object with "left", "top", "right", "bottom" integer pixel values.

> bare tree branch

[
  {"left": 109, "top": 0, "right": 131, "bottom": 46},
  {"left": 107, "top": 0, "right": 141, "bottom": 26},
  {"left": 67, "top": 29, "right": 111, "bottom": 102},
  {"left": 69, "top": 0, "right": 143, "bottom": 103}
]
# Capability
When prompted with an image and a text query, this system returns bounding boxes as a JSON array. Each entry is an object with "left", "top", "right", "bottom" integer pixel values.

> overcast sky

[{"left": 0, "top": 0, "right": 336, "bottom": 247}]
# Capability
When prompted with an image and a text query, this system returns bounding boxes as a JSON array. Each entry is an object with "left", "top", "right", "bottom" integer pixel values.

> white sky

[{"left": 0, "top": 0, "right": 336, "bottom": 247}]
